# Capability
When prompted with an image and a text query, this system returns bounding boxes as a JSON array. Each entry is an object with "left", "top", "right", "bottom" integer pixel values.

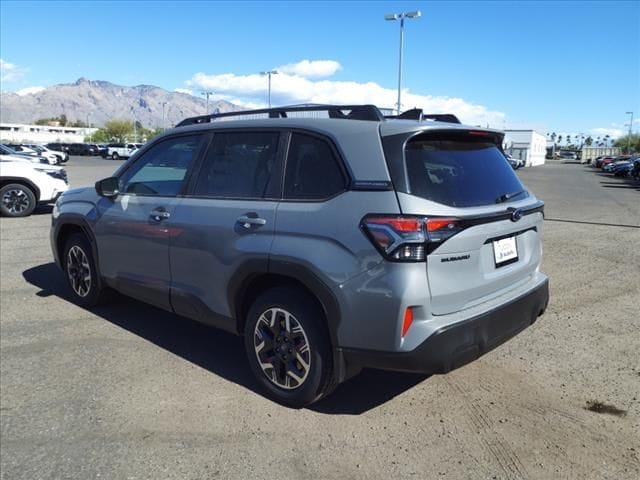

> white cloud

[
  {"left": 277, "top": 59, "right": 342, "bottom": 78},
  {"left": 184, "top": 60, "right": 506, "bottom": 127},
  {"left": 0, "top": 58, "right": 27, "bottom": 82},
  {"left": 174, "top": 87, "right": 194, "bottom": 96},
  {"left": 589, "top": 127, "right": 624, "bottom": 139},
  {"left": 15, "top": 86, "right": 45, "bottom": 96}
]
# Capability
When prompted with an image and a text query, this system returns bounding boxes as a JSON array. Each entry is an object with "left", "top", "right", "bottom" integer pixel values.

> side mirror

[{"left": 95, "top": 176, "right": 119, "bottom": 198}]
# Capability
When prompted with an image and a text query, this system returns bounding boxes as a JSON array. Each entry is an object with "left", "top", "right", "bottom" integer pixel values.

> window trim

[
  {"left": 115, "top": 132, "right": 208, "bottom": 199},
  {"left": 280, "top": 129, "right": 350, "bottom": 203},
  {"left": 183, "top": 128, "right": 286, "bottom": 202}
]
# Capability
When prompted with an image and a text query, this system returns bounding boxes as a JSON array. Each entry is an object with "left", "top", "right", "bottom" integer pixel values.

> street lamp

[
  {"left": 385, "top": 10, "right": 421, "bottom": 115},
  {"left": 200, "top": 91, "right": 213, "bottom": 114},
  {"left": 260, "top": 70, "right": 279, "bottom": 108},
  {"left": 162, "top": 102, "right": 168, "bottom": 131},
  {"left": 625, "top": 111, "right": 634, "bottom": 153}
]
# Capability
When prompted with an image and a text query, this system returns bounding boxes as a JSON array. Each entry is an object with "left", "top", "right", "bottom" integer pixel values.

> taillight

[{"left": 361, "top": 215, "right": 463, "bottom": 262}]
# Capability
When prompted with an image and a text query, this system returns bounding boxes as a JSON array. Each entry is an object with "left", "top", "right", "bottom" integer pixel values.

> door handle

[
  {"left": 150, "top": 207, "right": 171, "bottom": 222},
  {"left": 237, "top": 214, "right": 267, "bottom": 228}
]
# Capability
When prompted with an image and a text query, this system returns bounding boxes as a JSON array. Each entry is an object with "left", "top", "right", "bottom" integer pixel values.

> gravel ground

[{"left": 1, "top": 157, "right": 638, "bottom": 480}]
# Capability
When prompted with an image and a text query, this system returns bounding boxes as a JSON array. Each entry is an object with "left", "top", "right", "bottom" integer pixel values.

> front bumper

[{"left": 340, "top": 279, "right": 549, "bottom": 374}]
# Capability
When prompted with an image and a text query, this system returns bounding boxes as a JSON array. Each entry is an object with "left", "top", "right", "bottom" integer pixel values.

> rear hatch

[{"left": 384, "top": 128, "right": 544, "bottom": 315}]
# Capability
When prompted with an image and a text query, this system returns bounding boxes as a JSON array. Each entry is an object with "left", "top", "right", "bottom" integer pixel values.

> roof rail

[
  {"left": 384, "top": 109, "right": 461, "bottom": 124},
  {"left": 176, "top": 104, "right": 385, "bottom": 127}
]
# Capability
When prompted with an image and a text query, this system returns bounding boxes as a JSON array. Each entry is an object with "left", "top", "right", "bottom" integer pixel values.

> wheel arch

[
  {"left": 231, "top": 262, "right": 341, "bottom": 348},
  {"left": 54, "top": 215, "right": 99, "bottom": 270},
  {"left": 0, "top": 177, "right": 41, "bottom": 201}
]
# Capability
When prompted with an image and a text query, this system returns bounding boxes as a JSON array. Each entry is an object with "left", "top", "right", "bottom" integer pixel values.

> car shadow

[{"left": 22, "top": 262, "right": 428, "bottom": 414}]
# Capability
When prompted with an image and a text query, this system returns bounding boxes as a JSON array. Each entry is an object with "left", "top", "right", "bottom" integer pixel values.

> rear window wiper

[{"left": 495, "top": 190, "right": 526, "bottom": 203}]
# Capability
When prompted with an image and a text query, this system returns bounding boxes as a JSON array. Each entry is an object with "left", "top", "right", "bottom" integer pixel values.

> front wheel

[
  {"left": 0, "top": 183, "right": 36, "bottom": 217},
  {"left": 111, "top": 152, "right": 119, "bottom": 160},
  {"left": 244, "top": 287, "right": 334, "bottom": 407},
  {"left": 63, "top": 234, "right": 110, "bottom": 307}
]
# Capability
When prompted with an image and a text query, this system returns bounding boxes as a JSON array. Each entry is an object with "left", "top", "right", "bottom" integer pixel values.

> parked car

[
  {"left": 558, "top": 151, "right": 577, "bottom": 160},
  {"left": 505, "top": 154, "right": 523, "bottom": 170},
  {"left": 22, "top": 144, "right": 69, "bottom": 164},
  {"left": 0, "top": 144, "right": 50, "bottom": 165},
  {"left": 65, "top": 143, "right": 95, "bottom": 156},
  {"left": 106, "top": 143, "right": 138, "bottom": 160},
  {"left": 599, "top": 156, "right": 619, "bottom": 168},
  {"left": 632, "top": 158, "right": 640, "bottom": 180},
  {"left": 50, "top": 104, "right": 549, "bottom": 407},
  {"left": 46, "top": 143, "right": 70, "bottom": 153},
  {"left": 603, "top": 157, "right": 632, "bottom": 173},
  {"left": 0, "top": 157, "right": 69, "bottom": 217},
  {"left": 5, "top": 144, "right": 58, "bottom": 165}
]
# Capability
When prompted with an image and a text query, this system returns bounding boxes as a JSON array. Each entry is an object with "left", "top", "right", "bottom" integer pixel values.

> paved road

[{"left": 1, "top": 158, "right": 638, "bottom": 479}]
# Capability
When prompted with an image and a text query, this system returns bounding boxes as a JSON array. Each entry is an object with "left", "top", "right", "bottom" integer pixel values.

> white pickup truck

[{"left": 106, "top": 143, "right": 139, "bottom": 160}]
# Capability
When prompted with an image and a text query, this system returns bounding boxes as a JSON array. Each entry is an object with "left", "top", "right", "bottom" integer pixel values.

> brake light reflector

[{"left": 402, "top": 307, "right": 414, "bottom": 337}]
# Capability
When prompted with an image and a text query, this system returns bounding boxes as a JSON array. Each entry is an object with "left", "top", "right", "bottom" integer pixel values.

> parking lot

[{"left": 1, "top": 158, "right": 638, "bottom": 479}]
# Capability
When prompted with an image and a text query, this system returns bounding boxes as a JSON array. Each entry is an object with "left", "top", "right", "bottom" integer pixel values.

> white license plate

[{"left": 493, "top": 236, "right": 518, "bottom": 266}]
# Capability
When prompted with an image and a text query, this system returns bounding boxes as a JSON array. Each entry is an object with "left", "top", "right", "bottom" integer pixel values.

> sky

[{"left": 1, "top": 0, "right": 639, "bottom": 139}]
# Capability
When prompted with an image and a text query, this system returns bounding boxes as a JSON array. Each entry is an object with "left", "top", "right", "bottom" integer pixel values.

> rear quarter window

[{"left": 404, "top": 132, "right": 528, "bottom": 207}]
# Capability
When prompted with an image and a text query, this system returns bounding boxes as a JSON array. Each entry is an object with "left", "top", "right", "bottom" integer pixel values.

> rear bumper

[{"left": 340, "top": 279, "right": 549, "bottom": 374}]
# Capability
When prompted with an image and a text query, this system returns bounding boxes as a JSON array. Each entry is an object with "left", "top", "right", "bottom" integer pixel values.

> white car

[
  {"left": 0, "top": 144, "right": 51, "bottom": 165},
  {"left": 5, "top": 144, "right": 59, "bottom": 165},
  {"left": 23, "top": 144, "right": 69, "bottom": 164},
  {"left": 0, "top": 158, "right": 69, "bottom": 217},
  {"left": 106, "top": 143, "right": 138, "bottom": 160}
]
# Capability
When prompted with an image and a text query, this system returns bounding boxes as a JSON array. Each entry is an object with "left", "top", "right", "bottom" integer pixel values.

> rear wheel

[
  {"left": 244, "top": 287, "right": 334, "bottom": 407},
  {"left": 0, "top": 183, "right": 36, "bottom": 217},
  {"left": 111, "top": 152, "right": 119, "bottom": 160},
  {"left": 63, "top": 234, "right": 110, "bottom": 307}
]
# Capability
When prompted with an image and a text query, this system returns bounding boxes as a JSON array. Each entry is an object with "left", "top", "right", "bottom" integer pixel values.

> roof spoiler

[{"left": 384, "top": 108, "right": 461, "bottom": 124}]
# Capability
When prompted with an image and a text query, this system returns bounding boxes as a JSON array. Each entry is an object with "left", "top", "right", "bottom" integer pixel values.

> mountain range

[{"left": 0, "top": 78, "right": 240, "bottom": 128}]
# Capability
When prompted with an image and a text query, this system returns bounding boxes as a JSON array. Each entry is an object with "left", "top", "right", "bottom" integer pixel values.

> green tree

[
  {"left": 585, "top": 136, "right": 593, "bottom": 147},
  {"left": 59, "top": 114, "right": 68, "bottom": 126},
  {"left": 103, "top": 119, "right": 134, "bottom": 143},
  {"left": 614, "top": 133, "right": 640, "bottom": 153},
  {"left": 557, "top": 135, "right": 563, "bottom": 145}
]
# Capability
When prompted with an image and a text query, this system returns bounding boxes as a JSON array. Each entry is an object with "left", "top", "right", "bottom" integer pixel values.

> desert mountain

[{"left": 0, "top": 78, "right": 240, "bottom": 128}]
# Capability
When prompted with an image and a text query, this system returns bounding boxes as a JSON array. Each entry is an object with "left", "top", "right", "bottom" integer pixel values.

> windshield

[{"left": 404, "top": 133, "right": 529, "bottom": 207}]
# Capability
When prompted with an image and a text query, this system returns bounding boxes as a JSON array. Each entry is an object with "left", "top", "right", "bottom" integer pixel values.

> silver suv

[{"left": 50, "top": 105, "right": 549, "bottom": 407}]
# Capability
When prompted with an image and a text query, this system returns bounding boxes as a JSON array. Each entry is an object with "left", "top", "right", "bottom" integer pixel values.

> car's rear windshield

[{"left": 404, "top": 133, "right": 528, "bottom": 207}]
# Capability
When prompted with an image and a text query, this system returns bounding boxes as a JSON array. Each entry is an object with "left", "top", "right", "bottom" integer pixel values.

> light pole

[
  {"left": 385, "top": 10, "right": 421, "bottom": 115},
  {"left": 86, "top": 112, "right": 91, "bottom": 141},
  {"left": 200, "top": 91, "right": 213, "bottom": 114},
  {"left": 260, "top": 70, "right": 279, "bottom": 108},
  {"left": 162, "top": 102, "right": 168, "bottom": 132},
  {"left": 131, "top": 106, "right": 137, "bottom": 142},
  {"left": 625, "top": 111, "right": 634, "bottom": 153}
]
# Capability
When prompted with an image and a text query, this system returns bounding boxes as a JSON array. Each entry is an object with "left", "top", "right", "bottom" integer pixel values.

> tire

[
  {"left": 111, "top": 152, "right": 119, "bottom": 160},
  {"left": 0, "top": 183, "right": 36, "bottom": 217},
  {"left": 244, "top": 286, "right": 334, "bottom": 407},
  {"left": 63, "top": 233, "right": 110, "bottom": 308}
]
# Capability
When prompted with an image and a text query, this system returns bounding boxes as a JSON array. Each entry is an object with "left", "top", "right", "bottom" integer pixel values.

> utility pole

[
  {"left": 625, "top": 111, "right": 634, "bottom": 153},
  {"left": 200, "top": 91, "right": 213, "bottom": 114}
]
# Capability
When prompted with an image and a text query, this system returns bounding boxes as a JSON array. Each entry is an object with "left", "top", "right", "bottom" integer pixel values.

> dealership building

[
  {"left": 502, "top": 129, "right": 547, "bottom": 166},
  {"left": 0, "top": 123, "right": 98, "bottom": 144}
]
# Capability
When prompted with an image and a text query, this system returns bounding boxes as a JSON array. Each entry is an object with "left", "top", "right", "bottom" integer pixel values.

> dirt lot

[{"left": 1, "top": 158, "right": 638, "bottom": 479}]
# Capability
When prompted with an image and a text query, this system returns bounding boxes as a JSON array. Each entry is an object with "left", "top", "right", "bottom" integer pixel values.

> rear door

[
  {"left": 168, "top": 130, "right": 283, "bottom": 331},
  {"left": 387, "top": 130, "right": 544, "bottom": 315}
]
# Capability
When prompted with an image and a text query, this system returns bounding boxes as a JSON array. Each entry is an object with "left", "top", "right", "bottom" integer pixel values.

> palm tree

[
  {"left": 604, "top": 134, "right": 610, "bottom": 147},
  {"left": 558, "top": 135, "right": 563, "bottom": 145},
  {"left": 566, "top": 134, "right": 572, "bottom": 146},
  {"left": 585, "top": 136, "right": 593, "bottom": 146},
  {"left": 551, "top": 132, "right": 557, "bottom": 145}
]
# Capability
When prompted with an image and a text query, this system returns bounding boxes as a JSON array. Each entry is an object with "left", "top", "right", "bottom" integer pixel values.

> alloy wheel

[
  {"left": 253, "top": 307, "right": 311, "bottom": 389},
  {"left": 2, "top": 188, "right": 30, "bottom": 215},
  {"left": 66, "top": 245, "right": 92, "bottom": 297}
]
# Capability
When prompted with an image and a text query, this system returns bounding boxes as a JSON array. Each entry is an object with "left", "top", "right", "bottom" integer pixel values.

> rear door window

[
  {"left": 284, "top": 133, "right": 346, "bottom": 200},
  {"left": 193, "top": 131, "right": 280, "bottom": 199},
  {"left": 404, "top": 133, "right": 528, "bottom": 207}
]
